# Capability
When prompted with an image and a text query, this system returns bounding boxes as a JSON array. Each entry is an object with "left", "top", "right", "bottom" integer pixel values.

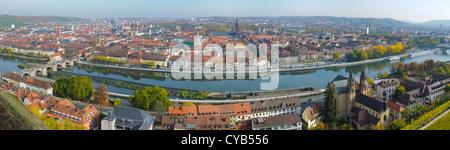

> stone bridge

[
  {"left": 436, "top": 43, "right": 450, "bottom": 54},
  {"left": 18, "top": 58, "right": 81, "bottom": 77}
]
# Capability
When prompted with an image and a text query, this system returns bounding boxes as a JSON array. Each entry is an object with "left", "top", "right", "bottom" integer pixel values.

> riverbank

[
  {"left": 78, "top": 54, "right": 408, "bottom": 73},
  {"left": 0, "top": 53, "right": 49, "bottom": 61}
]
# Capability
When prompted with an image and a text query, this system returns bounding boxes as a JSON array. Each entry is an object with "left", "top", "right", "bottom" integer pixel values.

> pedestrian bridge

[{"left": 17, "top": 58, "right": 81, "bottom": 77}]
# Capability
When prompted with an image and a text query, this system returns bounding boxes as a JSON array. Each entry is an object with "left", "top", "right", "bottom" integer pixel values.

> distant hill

[
  {"left": 0, "top": 15, "right": 82, "bottom": 27},
  {"left": 0, "top": 91, "right": 48, "bottom": 130},
  {"left": 421, "top": 20, "right": 450, "bottom": 27}
]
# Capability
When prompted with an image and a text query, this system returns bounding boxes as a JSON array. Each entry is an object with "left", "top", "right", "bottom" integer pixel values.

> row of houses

[
  {"left": 376, "top": 74, "right": 450, "bottom": 110},
  {"left": 1, "top": 72, "right": 53, "bottom": 95},
  {"left": 162, "top": 96, "right": 304, "bottom": 130},
  {"left": 1, "top": 75, "right": 157, "bottom": 130},
  {"left": 88, "top": 46, "right": 168, "bottom": 67},
  {"left": 0, "top": 83, "right": 100, "bottom": 130}
]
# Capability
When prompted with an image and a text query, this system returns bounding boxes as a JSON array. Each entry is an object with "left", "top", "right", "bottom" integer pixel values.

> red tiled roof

[
  {"left": 50, "top": 53, "right": 61, "bottom": 57},
  {"left": 388, "top": 100, "right": 404, "bottom": 112},
  {"left": 26, "top": 91, "right": 42, "bottom": 104}
]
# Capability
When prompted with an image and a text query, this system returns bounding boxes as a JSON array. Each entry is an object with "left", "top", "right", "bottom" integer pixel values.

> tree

[
  {"left": 26, "top": 52, "right": 35, "bottom": 57},
  {"left": 53, "top": 76, "right": 94, "bottom": 101},
  {"left": 92, "top": 83, "right": 109, "bottom": 105},
  {"left": 396, "top": 63, "right": 405, "bottom": 76},
  {"left": 384, "top": 71, "right": 389, "bottom": 78},
  {"left": 437, "top": 67, "right": 446, "bottom": 75},
  {"left": 394, "top": 85, "right": 406, "bottom": 101},
  {"left": 316, "top": 122, "right": 325, "bottom": 130},
  {"left": 360, "top": 50, "right": 368, "bottom": 61},
  {"left": 390, "top": 65, "right": 397, "bottom": 74},
  {"left": 323, "top": 82, "right": 336, "bottom": 123},
  {"left": 36, "top": 52, "right": 42, "bottom": 58},
  {"left": 389, "top": 119, "right": 406, "bottom": 130},
  {"left": 408, "top": 62, "right": 419, "bottom": 73},
  {"left": 113, "top": 98, "right": 122, "bottom": 107},
  {"left": 332, "top": 52, "right": 340, "bottom": 60},
  {"left": 372, "top": 45, "right": 387, "bottom": 58},
  {"left": 146, "top": 61, "right": 155, "bottom": 67},
  {"left": 444, "top": 84, "right": 450, "bottom": 93},
  {"left": 367, "top": 77, "right": 375, "bottom": 87},
  {"left": 154, "top": 101, "right": 165, "bottom": 123},
  {"left": 345, "top": 51, "right": 357, "bottom": 62},
  {"left": 129, "top": 86, "right": 172, "bottom": 111},
  {"left": 183, "top": 101, "right": 195, "bottom": 106},
  {"left": 375, "top": 123, "right": 384, "bottom": 130}
]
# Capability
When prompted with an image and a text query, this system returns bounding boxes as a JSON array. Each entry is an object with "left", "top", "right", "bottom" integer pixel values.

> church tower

[
  {"left": 347, "top": 71, "right": 357, "bottom": 116},
  {"left": 359, "top": 70, "right": 368, "bottom": 95},
  {"left": 56, "top": 23, "right": 61, "bottom": 44}
]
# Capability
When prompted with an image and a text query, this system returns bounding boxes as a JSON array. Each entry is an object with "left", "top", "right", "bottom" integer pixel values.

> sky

[{"left": 0, "top": 0, "right": 449, "bottom": 22}]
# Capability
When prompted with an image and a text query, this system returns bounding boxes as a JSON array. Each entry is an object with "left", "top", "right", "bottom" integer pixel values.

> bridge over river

[{"left": 16, "top": 58, "right": 81, "bottom": 77}]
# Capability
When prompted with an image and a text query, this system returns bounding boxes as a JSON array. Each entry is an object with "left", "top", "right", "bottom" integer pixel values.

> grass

[
  {"left": 425, "top": 109, "right": 450, "bottom": 130},
  {"left": 0, "top": 91, "right": 48, "bottom": 130}
]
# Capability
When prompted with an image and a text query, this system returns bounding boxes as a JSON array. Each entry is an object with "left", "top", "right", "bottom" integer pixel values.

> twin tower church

[{"left": 329, "top": 70, "right": 393, "bottom": 130}]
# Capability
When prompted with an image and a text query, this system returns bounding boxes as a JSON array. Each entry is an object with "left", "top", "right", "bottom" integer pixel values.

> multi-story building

[
  {"left": 301, "top": 102, "right": 324, "bottom": 129},
  {"left": 167, "top": 102, "right": 250, "bottom": 129},
  {"left": 1, "top": 72, "right": 23, "bottom": 86},
  {"left": 241, "top": 96, "right": 302, "bottom": 122},
  {"left": 101, "top": 106, "right": 156, "bottom": 130},
  {"left": 251, "top": 113, "right": 302, "bottom": 130},
  {"left": 20, "top": 77, "right": 53, "bottom": 95},
  {"left": 2, "top": 72, "right": 53, "bottom": 95},
  {"left": 46, "top": 99, "right": 100, "bottom": 130},
  {"left": 376, "top": 78, "right": 399, "bottom": 102},
  {"left": 164, "top": 96, "right": 302, "bottom": 130},
  {"left": 396, "top": 79, "right": 427, "bottom": 109}
]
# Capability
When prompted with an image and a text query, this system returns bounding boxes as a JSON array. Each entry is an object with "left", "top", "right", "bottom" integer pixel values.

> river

[{"left": 1, "top": 50, "right": 449, "bottom": 96}]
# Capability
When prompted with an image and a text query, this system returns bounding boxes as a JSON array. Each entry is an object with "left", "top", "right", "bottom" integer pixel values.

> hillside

[
  {"left": 0, "top": 15, "right": 23, "bottom": 27},
  {"left": 421, "top": 20, "right": 450, "bottom": 27},
  {"left": 0, "top": 91, "right": 48, "bottom": 130},
  {"left": 0, "top": 15, "right": 82, "bottom": 27}
]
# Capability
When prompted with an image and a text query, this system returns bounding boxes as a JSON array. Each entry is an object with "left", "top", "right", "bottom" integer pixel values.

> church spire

[
  {"left": 360, "top": 70, "right": 367, "bottom": 81},
  {"left": 348, "top": 71, "right": 354, "bottom": 81},
  {"left": 57, "top": 23, "right": 61, "bottom": 38}
]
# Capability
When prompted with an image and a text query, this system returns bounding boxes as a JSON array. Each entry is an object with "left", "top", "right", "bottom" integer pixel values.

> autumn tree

[
  {"left": 408, "top": 62, "right": 419, "bottom": 74},
  {"left": 437, "top": 67, "right": 446, "bottom": 75},
  {"left": 394, "top": 85, "right": 406, "bottom": 101},
  {"left": 375, "top": 123, "right": 384, "bottom": 130},
  {"left": 384, "top": 71, "right": 389, "bottom": 78},
  {"left": 389, "top": 119, "right": 406, "bottom": 130},
  {"left": 360, "top": 50, "right": 368, "bottom": 61},
  {"left": 332, "top": 52, "right": 340, "bottom": 61},
  {"left": 113, "top": 98, "right": 122, "bottom": 107},
  {"left": 183, "top": 101, "right": 195, "bottom": 106},
  {"left": 93, "top": 83, "right": 109, "bottom": 105}
]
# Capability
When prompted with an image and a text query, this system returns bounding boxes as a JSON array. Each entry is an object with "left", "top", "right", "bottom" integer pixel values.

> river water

[{"left": 1, "top": 51, "right": 449, "bottom": 96}]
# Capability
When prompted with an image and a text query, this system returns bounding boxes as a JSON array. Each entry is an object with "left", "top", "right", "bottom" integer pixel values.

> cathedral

[{"left": 330, "top": 70, "right": 391, "bottom": 130}]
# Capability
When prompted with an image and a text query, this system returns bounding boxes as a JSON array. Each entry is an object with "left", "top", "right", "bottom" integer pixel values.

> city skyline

[{"left": 0, "top": 0, "right": 449, "bottom": 23}]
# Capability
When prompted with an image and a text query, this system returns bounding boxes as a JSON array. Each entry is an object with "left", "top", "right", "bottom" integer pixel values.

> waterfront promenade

[{"left": 77, "top": 54, "right": 407, "bottom": 73}]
